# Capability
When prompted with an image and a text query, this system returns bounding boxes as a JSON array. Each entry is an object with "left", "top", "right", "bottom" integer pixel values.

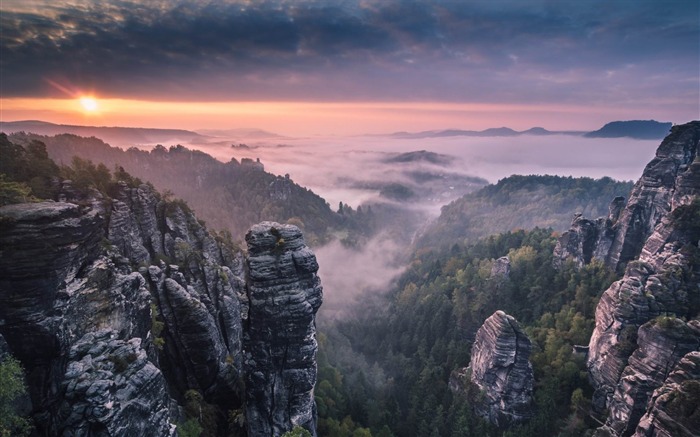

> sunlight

[{"left": 79, "top": 96, "right": 99, "bottom": 113}]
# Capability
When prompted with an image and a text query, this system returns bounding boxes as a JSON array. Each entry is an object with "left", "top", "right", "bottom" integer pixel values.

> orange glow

[
  {"left": 79, "top": 97, "right": 99, "bottom": 113},
  {"left": 0, "top": 97, "right": 684, "bottom": 136}
]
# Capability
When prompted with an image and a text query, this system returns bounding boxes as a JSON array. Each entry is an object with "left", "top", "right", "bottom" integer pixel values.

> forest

[
  {"left": 314, "top": 228, "right": 620, "bottom": 436},
  {"left": 0, "top": 133, "right": 632, "bottom": 436}
]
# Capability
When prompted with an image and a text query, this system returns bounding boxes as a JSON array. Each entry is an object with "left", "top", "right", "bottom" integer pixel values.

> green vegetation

[
  {"left": 0, "top": 133, "right": 147, "bottom": 206},
  {"left": 415, "top": 175, "right": 633, "bottom": 250},
  {"left": 317, "top": 228, "right": 619, "bottom": 436},
  {"left": 181, "top": 389, "right": 219, "bottom": 437},
  {"left": 150, "top": 303, "right": 165, "bottom": 350},
  {"left": 0, "top": 133, "right": 60, "bottom": 204},
  {"left": 281, "top": 426, "right": 313, "bottom": 437},
  {"left": 8, "top": 132, "right": 367, "bottom": 244},
  {"left": 0, "top": 355, "right": 32, "bottom": 437}
]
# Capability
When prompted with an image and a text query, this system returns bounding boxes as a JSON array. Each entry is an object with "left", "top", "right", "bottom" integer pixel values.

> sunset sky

[{"left": 1, "top": 0, "right": 698, "bottom": 135}]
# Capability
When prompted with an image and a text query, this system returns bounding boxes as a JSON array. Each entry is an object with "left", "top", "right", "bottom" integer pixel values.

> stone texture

[
  {"left": 587, "top": 121, "right": 700, "bottom": 435},
  {"left": 606, "top": 122, "right": 700, "bottom": 272},
  {"left": 598, "top": 319, "right": 700, "bottom": 437},
  {"left": 554, "top": 122, "right": 699, "bottom": 273},
  {"left": 0, "top": 183, "right": 253, "bottom": 435},
  {"left": 634, "top": 351, "right": 700, "bottom": 437},
  {"left": 587, "top": 199, "right": 700, "bottom": 418},
  {"left": 553, "top": 196, "right": 624, "bottom": 269},
  {"left": 59, "top": 330, "right": 175, "bottom": 437},
  {"left": 467, "top": 310, "right": 534, "bottom": 427},
  {"left": 244, "top": 222, "right": 323, "bottom": 437}
]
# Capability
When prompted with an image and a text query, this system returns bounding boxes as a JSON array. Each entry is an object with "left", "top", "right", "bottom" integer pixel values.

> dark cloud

[{"left": 0, "top": 0, "right": 697, "bottom": 106}]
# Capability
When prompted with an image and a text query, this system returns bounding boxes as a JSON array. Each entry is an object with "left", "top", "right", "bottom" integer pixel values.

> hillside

[
  {"left": 6, "top": 132, "right": 355, "bottom": 244},
  {"left": 0, "top": 134, "right": 323, "bottom": 436},
  {"left": 415, "top": 174, "right": 633, "bottom": 250},
  {"left": 313, "top": 121, "right": 700, "bottom": 437},
  {"left": 0, "top": 120, "right": 208, "bottom": 148}
]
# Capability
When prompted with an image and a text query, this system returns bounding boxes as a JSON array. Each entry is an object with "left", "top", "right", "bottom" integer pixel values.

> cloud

[{"left": 0, "top": 0, "right": 697, "bottom": 107}]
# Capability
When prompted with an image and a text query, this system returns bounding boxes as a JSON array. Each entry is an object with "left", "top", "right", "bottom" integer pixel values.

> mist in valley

[
  {"left": 183, "top": 131, "right": 656, "bottom": 319},
  {"left": 192, "top": 133, "right": 654, "bottom": 208}
]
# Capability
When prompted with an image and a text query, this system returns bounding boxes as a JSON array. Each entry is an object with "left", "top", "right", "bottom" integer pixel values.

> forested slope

[{"left": 415, "top": 175, "right": 633, "bottom": 250}]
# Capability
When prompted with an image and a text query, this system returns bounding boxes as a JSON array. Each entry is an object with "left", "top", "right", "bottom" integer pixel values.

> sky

[{"left": 1, "top": 0, "right": 698, "bottom": 135}]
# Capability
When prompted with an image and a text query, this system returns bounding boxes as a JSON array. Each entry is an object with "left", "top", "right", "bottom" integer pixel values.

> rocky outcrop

[
  {"left": 60, "top": 330, "right": 175, "bottom": 436},
  {"left": 243, "top": 222, "right": 323, "bottom": 437},
  {"left": 0, "top": 183, "right": 323, "bottom": 435},
  {"left": 467, "top": 310, "right": 534, "bottom": 427},
  {"left": 554, "top": 122, "right": 699, "bottom": 272},
  {"left": 586, "top": 121, "right": 700, "bottom": 435},
  {"left": 553, "top": 196, "right": 624, "bottom": 268},
  {"left": 606, "top": 122, "right": 700, "bottom": 272},
  {"left": 634, "top": 351, "right": 700, "bottom": 437},
  {"left": 490, "top": 256, "right": 511, "bottom": 279},
  {"left": 597, "top": 319, "right": 700, "bottom": 436}
]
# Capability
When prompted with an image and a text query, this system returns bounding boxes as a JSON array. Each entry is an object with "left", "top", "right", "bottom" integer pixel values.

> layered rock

[
  {"left": 586, "top": 121, "right": 700, "bottom": 435},
  {"left": 244, "top": 222, "right": 323, "bottom": 437},
  {"left": 467, "top": 310, "right": 534, "bottom": 427},
  {"left": 634, "top": 351, "right": 700, "bottom": 437},
  {"left": 0, "top": 183, "right": 252, "bottom": 435},
  {"left": 606, "top": 122, "right": 700, "bottom": 271},
  {"left": 553, "top": 196, "right": 623, "bottom": 268},
  {"left": 587, "top": 196, "right": 700, "bottom": 419},
  {"left": 60, "top": 330, "right": 174, "bottom": 436},
  {"left": 597, "top": 319, "right": 700, "bottom": 436},
  {"left": 554, "top": 122, "right": 700, "bottom": 272}
]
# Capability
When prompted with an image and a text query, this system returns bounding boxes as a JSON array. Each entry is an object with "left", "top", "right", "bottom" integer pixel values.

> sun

[{"left": 79, "top": 96, "right": 99, "bottom": 113}]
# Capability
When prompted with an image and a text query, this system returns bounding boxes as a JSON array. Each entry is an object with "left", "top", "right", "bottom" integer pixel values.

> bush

[{"left": 0, "top": 355, "right": 32, "bottom": 437}]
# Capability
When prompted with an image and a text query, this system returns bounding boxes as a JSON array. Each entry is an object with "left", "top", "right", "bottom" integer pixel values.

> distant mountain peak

[{"left": 584, "top": 120, "right": 672, "bottom": 140}]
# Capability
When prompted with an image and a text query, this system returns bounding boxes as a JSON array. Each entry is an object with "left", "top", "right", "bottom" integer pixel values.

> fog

[
  {"left": 315, "top": 234, "right": 406, "bottom": 323},
  {"left": 193, "top": 133, "right": 656, "bottom": 209},
  {"left": 185, "top": 132, "right": 657, "bottom": 318}
]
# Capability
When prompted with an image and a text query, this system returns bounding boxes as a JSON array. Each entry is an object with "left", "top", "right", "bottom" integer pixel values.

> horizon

[
  {"left": 0, "top": 113, "right": 687, "bottom": 139},
  {"left": 1, "top": 0, "right": 698, "bottom": 136}
]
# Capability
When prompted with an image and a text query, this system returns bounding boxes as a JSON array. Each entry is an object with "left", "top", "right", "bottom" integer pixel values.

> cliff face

[
  {"left": 243, "top": 222, "right": 323, "bottom": 437},
  {"left": 634, "top": 351, "right": 700, "bottom": 437},
  {"left": 554, "top": 123, "right": 700, "bottom": 272},
  {"left": 585, "top": 121, "right": 700, "bottom": 436},
  {"left": 606, "top": 123, "right": 700, "bottom": 271},
  {"left": 0, "top": 184, "right": 322, "bottom": 435},
  {"left": 466, "top": 310, "right": 534, "bottom": 427},
  {"left": 599, "top": 319, "right": 700, "bottom": 436},
  {"left": 553, "top": 196, "right": 624, "bottom": 268}
]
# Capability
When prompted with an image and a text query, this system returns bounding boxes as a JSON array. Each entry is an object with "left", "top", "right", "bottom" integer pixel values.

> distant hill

[
  {"left": 414, "top": 174, "right": 634, "bottom": 250},
  {"left": 584, "top": 120, "right": 672, "bottom": 139},
  {"left": 6, "top": 132, "right": 357, "bottom": 244},
  {"left": 388, "top": 126, "right": 583, "bottom": 139},
  {"left": 0, "top": 120, "right": 208, "bottom": 148},
  {"left": 196, "top": 128, "right": 283, "bottom": 139},
  {"left": 383, "top": 150, "right": 455, "bottom": 165}
]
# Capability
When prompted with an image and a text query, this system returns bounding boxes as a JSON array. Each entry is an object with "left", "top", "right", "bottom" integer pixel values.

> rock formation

[
  {"left": 586, "top": 121, "right": 700, "bottom": 435},
  {"left": 553, "top": 196, "right": 624, "bottom": 268},
  {"left": 244, "top": 222, "right": 323, "bottom": 437},
  {"left": 467, "top": 310, "right": 534, "bottom": 427},
  {"left": 490, "top": 256, "right": 511, "bottom": 279},
  {"left": 597, "top": 319, "right": 700, "bottom": 436},
  {"left": 634, "top": 351, "right": 700, "bottom": 437},
  {"left": 605, "top": 122, "right": 700, "bottom": 272},
  {"left": 554, "top": 122, "right": 700, "bottom": 272},
  {"left": 0, "top": 183, "right": 323, "bottom": 435}
]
